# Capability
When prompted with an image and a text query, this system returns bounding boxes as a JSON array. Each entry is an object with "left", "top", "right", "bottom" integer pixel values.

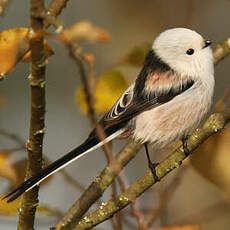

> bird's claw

[{"left": 148, "top": 162, "right": 160, "bottom": 182}]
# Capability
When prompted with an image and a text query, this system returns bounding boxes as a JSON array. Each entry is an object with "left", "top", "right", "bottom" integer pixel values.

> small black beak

[{"left": 203, "top": 40, "right": 212, "bottom": 48}]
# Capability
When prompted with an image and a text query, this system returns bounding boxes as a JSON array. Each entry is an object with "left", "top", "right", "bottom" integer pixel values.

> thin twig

[
  {"left": 0, "top": 129, "right": 25, "bottom": 150},
  {"left": 0, "top": 130, "right": 26, "bottom": 152},
  {"left": 37, "top": 204, "right": 63, "bottom": 218},
  {"left": 124, "top": 171, "right": 149, "bottom": 230},
  {"left": 68, "top": 43, "right": 120, "bottom": 172},
  {"left": 17, "top": 1, "right": 47, "bottom": 229},
  {"left": 0, "top": 0, "right": 10, "bottom": 16},
  {"left": 69, "top": 44, "right": 96, "bottom": 125},
  {"left": 32, "top": 9, "right": 63, "bottom": 30},
  {"left": 110, "top": 182, "right": 119, "bottom": 230},
  {"left": 146, "top": 165, "right": 188, "bottom": 227},
  {"left": 131, "top": 200, "right": 149, "bottom": 230},
  {"left": 109, "top": 216, "right": 118, "bottom": 230},
  {"left": 60, "top": 170, "right": 85, "bottom": 192},
  {"left": 111, "top": 175, "right": 126, "bottom": 230},
  {"left": 45, "top": 0, "right": 69, "bottom": 28}
]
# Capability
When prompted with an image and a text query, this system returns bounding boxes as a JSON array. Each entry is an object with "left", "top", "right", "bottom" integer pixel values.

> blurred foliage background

[{"left": 0, "top": 0, "right": 230, "bottom": 229}]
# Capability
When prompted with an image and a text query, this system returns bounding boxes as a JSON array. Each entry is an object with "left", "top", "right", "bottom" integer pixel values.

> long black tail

[
  {"left": 3, "top": 129, "right": 123, "bottom": 203},
  {"left": 3, "top": 137, "right": 99, "bottom": 202}
]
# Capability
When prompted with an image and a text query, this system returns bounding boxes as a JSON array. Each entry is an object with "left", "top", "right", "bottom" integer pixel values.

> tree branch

[
  {"left": 45, "top": 0, "right": 70, "bottom": 28},
  {"left": 74, "top": 110, "right": 230, "bottom": 230},
  {"left": 54, "top": 141, "right": 142, "bottom": 230},
  {"left": 17, "top": 1, "right": 47, "bottom": 229},
  {"left": 69, "top": 45, "right": 97, "bottom": 125},
  {"left": 213, "top": 38, "right": 230, "bottom": 65}
]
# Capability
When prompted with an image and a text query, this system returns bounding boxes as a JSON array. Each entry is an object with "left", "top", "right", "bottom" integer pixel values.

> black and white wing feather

[{"left": 106, "top": 84, "right": 134, "bottom": 120}]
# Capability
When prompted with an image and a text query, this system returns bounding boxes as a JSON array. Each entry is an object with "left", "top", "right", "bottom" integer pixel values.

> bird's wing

[
  {"left": 93, "top": 75, "right": 195, "bottom": 137},
  {"left": 105, "top": 84, "right": 135, "bottom": 121}
]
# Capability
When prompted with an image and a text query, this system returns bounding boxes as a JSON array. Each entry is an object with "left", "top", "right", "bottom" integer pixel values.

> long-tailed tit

[{"left": 4, "top": 28, "right": 214, "bottom": 202}]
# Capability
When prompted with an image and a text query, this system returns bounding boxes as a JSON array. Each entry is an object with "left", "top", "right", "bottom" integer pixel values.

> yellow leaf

[
  {"left": 190, "top": 127, "right": 230, "bottom": 194},
  {"left": 0, "top": 27, "right": 54, "bottom": 77},
  {"left": 76, "top": 70, "right": 129, "bottom": 114},
  {"left": 0, "top": 195, "right": 61, "bottom": 216},
  {"left": 121, "top": 42, "right": 151, "bottom": 67},
  {"left": 0, "top": 150, "right": 17, "bottom": 186},
  {"left": 0, "top": 28, "right": 30, "bottom": 76}
]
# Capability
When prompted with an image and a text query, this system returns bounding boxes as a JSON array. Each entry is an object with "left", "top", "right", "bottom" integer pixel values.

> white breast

[{"left": 133, "top": 79, "right": 214, "bottom": 149}]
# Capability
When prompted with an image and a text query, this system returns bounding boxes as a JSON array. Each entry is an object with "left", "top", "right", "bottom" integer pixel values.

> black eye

[{"left": 186, "top": 48, "right": 194, "bottom": 55}]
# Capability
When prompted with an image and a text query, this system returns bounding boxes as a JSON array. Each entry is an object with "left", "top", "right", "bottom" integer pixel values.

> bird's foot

[
  {"left": 182, "top": 136, "right": 190, "bottom": 156},
  {"left": 148, "top": 161, "right": 160, "bottom": 182}
]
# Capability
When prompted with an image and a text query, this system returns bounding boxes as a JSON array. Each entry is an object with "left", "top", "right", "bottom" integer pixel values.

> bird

[{"left": 4, "top": 28, "right": 214, "bottom": 202}]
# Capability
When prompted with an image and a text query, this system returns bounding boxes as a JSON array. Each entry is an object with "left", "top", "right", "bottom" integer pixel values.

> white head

[{"left": 152, "top": 28, "right": 214, "bottom": 79}]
